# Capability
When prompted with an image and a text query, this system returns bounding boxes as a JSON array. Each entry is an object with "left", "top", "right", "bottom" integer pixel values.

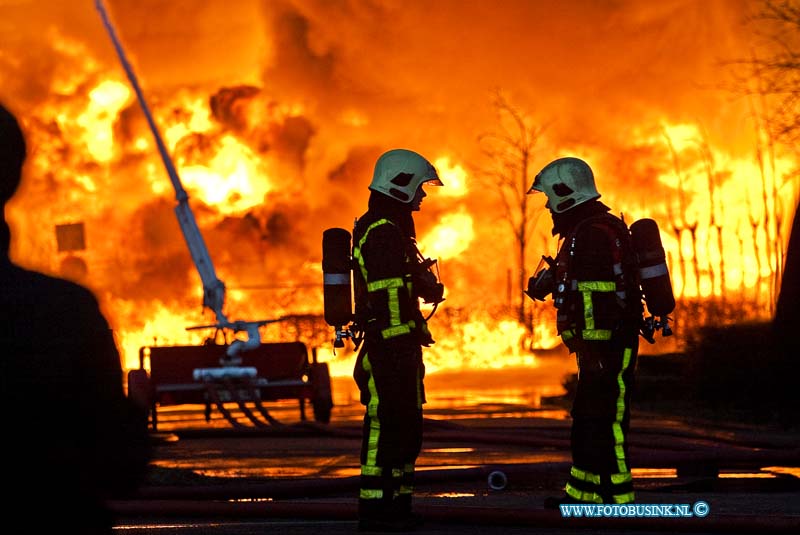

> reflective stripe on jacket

[
  {"left": 553, "top": 214, "right": 642, "bottom": 347},
  {"left": 353, "top": 218, "right": 420, "bottom": 341}
]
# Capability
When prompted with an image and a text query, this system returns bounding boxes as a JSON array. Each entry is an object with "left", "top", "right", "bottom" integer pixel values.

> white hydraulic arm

[{"left": 96, "top": 0, "right": 275, "bottom": 361}]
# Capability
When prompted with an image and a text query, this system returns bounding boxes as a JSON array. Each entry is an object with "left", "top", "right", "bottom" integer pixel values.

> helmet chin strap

[
  {"left": 424, "top": 301, "right": 440, "bottom": 321},
  {"left": 411, "top": 186, "right": 425, "bottom": 211}
]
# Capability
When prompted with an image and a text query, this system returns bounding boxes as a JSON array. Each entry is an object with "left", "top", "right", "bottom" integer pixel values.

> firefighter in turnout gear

[
  {"left": 352, "top": 148, "right": 444, "bottom": 531},
  {"left": 526, "top": 157, "right": 642, "bottom": 506}
]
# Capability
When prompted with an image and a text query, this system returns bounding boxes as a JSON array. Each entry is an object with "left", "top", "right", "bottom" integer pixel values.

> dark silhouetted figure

[
  {"left": 0, "top": 102, "right": 151, "bottom": 534},
  {"left": 773, "top": 200, "right": 799, "bottom": 427}
]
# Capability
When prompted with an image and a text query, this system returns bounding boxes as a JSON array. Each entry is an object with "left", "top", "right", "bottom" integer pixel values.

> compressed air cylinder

[
  {"left": 630, "top": 218, "right": 676, "bottom": 316},
  {"left": 322, "top": 228, "right": 353, "bottom": 328}
]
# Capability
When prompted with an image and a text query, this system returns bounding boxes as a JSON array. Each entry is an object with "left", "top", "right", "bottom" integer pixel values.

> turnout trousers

[
  {"left": 566, "top": 342, "right": 638, "bottom": 504},
  {"left": 353, "top": 340, "right": 425, "bottom": 520}
]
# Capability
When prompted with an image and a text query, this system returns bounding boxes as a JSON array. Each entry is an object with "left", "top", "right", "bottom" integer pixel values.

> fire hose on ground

[
  {"left": 111, "top": 462, "right": 800, "bottom": 533},
  {"left": 202, "top": 378, "right": 285, "bottom": 429},
  {"left": 169, "top": 419, "right": 800, "bottom": 464},
  {"left": 121, "top": 421, "right": 800, "bottom": 532}
]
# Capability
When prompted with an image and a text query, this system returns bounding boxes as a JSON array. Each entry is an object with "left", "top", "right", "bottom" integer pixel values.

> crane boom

[
  {"left": 174, "top": 202, "right": 228, "bottom": 324},
  {"left": 95, "top": 0, "right": 229, "bottom": 327},
  {"left": 95, "top": 0, "right": 285, "bottom": 362}
]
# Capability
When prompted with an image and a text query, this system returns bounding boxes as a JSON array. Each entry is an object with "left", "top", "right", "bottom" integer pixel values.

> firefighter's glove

[
  {"left": 525, "top": 268, "right": 554, "bottom": 301},
  {"left": 413, "top": 310, "right": 436, "bottom": 347},
  {"left": 418, "top": 327, "right": 435, "bottom": 347},
  {"left": 415, "top": 270, "right": 445, "bottom": 305}
]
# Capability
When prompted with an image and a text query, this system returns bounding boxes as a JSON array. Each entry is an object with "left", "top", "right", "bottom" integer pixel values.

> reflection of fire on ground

[{"left": 1, "top": 1, "right": 797, "bottom": 375}]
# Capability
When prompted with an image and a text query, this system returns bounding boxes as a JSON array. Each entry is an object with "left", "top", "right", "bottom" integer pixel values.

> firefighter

[
  {"left": 526, "top": 157, "right": 642, "bottom": 506},
  {"left": 352, "top": 148, "right": 444, "bottom": 531}
]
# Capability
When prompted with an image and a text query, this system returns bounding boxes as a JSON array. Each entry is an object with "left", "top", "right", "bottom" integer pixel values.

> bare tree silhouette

[
  {"left": 662, "top": 128, "right": 693, "bottom": 298},
  {"left": 475, "top": 90, "right": 548, "bottom": 327},
  {"left": 696, "top": 129, "right": 726, "bottom": 303},
  {"left": 739, "top": 1, "right": 800, "bottom": 144}
]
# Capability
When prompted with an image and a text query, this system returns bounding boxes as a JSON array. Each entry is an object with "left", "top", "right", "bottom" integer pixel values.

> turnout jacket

[
  {"left": 352, "top": 192, "right": 433, "bottom": 349},
  {"left": 551, "top": 200, "right": 643, "bottom": 353}
]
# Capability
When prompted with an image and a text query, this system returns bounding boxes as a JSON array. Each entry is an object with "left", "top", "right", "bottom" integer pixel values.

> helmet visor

[{"left": 527, "top": 173, "right": 544, "bottom": 194}]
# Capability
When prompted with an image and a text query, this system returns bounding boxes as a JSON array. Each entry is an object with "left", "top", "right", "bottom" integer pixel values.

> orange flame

[{"left": 0, "top": 1, "right": 797, "bottom": 378}]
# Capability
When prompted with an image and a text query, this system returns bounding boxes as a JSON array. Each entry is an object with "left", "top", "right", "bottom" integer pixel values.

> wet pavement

[{"left": 111, "top": 368, "right": 800, "bottom": 534}]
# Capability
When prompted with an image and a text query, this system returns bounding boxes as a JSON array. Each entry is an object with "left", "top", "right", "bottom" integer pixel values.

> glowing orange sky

[
  {"left": 0, "top": 1, "right": 768, "bottom": 169},
  {"left": 0, "top": 0, "right": 797, "bottom": 373}
]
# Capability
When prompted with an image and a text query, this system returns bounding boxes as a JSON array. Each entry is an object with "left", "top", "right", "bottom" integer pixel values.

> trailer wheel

[{"left": 310, "top": 362, "right": 333, "bottom": 424}]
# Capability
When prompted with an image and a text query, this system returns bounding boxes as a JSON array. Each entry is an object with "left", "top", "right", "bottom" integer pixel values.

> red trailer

[{"left": 127, "top": 341, "right": 333, "bottom": 431}]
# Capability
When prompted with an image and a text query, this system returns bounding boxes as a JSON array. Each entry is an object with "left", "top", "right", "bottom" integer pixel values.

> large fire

[{"left": 1, "top": 1, "right": 797, "bottom": 380}]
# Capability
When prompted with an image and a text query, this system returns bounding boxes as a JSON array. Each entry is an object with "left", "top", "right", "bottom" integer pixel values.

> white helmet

[
  {"left": 528, "top": 157, "right": 600, "bottom": 213},
  {"left": 369, "top": 149, "right": 443, "bottom": 203}
]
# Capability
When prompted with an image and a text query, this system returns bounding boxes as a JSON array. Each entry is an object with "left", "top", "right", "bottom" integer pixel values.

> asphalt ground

[{"left": 109, "top": 372, "right": 800, "bottom": 535}]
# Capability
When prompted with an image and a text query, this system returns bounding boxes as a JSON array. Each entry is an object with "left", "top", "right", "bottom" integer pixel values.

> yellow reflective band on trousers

[
  {"left": 577, "top": 280, "right": 615, "bottom": 340},
  {"left": 400, "top": 463, "right": 415, "bottom": 496},
  {"left": 361, "top": 465, "right": 382, "bottom": 476},
  {"left": 614, "top": 491, "right": 635, "bottom": 504},
  {"left": 360, "top": 489, "right": 382, "bottom": 499},
  {"left": 362, "top": 353, "right": 381, "bottom": 468},
  {"left": 391, "top": 469, "right": 403, "bottom": 499},
  {"left": 611, "top": 471, "right": 632, "bottom": 484},
  {"left": 613, "top": 347, "right": 633, "bottom": 474},
  {"left": 570, "top": 466, "right": 601, "bottom": 485},
  {"left": 566, "top": 483, "right": 603, "bottom": 503}
]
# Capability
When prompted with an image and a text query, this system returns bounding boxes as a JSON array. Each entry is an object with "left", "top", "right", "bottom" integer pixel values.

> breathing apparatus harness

[
  {"left": 322, "top": 220, "right": 444, "bottom": 352},
  {"left": 527, "top": 214, "right": 675, "bottom": 344}
]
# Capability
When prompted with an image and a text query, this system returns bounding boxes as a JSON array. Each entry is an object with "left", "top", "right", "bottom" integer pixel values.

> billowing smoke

[{"left": 0, "top": 0, "right": 795, "bottom": 372}]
